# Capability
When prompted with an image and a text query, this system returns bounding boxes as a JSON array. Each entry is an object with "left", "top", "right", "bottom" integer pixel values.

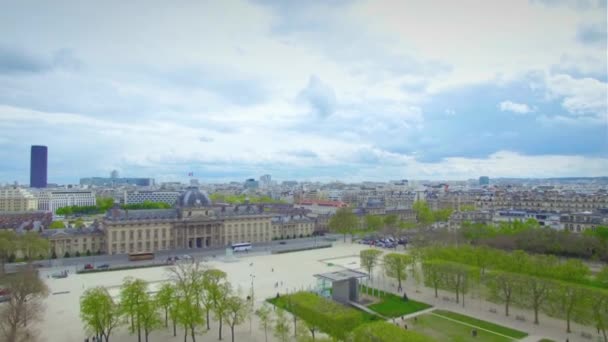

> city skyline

[{"left": 0, "top": 0, "right": 606, "bottom": 184}]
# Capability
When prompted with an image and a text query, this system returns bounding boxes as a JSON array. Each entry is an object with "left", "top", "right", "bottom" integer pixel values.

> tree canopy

[{"left": 328, "top": 208, "right": 358, "bottom": 242}]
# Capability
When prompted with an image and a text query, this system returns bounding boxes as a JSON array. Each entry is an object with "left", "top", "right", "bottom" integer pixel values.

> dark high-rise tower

[{"left": 30, "top": 145, "right": 47, "bottom": 188}]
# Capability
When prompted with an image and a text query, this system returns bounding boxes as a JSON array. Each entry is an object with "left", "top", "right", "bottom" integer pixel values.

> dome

[{"left": 177, "top": 187, "right": 212, "bottom": 207}]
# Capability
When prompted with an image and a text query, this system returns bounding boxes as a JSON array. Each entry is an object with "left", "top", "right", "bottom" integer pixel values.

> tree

[
  {"left": 119, "top": 277, "right": 148, "bottom": 342},
  {"left": 412, "top": 201, "right": 434, "bottom": 227},
  {"left": 155, "top": 283, "right": 175, "bottom": 328},
  {"left": 545, "top": 281, "right": 587, "bottom": 333},
  {"left": 223, "top": 295, "right": 248, "bottom": 342},
  {"left": 255, "top": 303, "right": 273, "bottom": 342},
  {"left": 383, "top": 215, "right": 398, "bottom": 229},
  {"left": 203, "top": 269, "right": 228, "bottom": 331},
  {"left": 348, "top": 321, "right": 434, "bottom": 342},
  {"left": 597, "top": 266, "right": 608, "bottom": 287},
  {"left": 485, "top": 271, "right": 521, "bottom": 316},
  {"left": 328, "top": 208, "right": 358, "bottom": 242},
  {"left": 74, "top": 218, "right": 86, "bottom": 229},
  {"left": 212, "top": 283, "right": 232, "bottom": 340},
  {"left": 433, "top": 209, "right": 453, "bottom": 222},
  {"left": 0, "top": 231, "right": 18, "bottom": 276},
  {"left": 97, "top": 197, "right": 115, "bottom": 212},
  {"left": 420, "top": 261, "right": 443, "bottom": 298},
  {"left": 167, "top": 261, "right": 207, "bottom": 341},
  {"left": 383, "top": 253, "right": 411, "bottom": 293},
  {"left": 360, "top": 249, "right": 382, "bottom": 282},
  {"left": 49, "top": 220, "right": 66, "bottom": 229},
  {"left": 516, "top": 274, "right": 552, "bottom": 325},
  {"left": 80, "top": 287, "right": 121, "bottom": 342},
  {"left": 139, "top": 292, "right": 161, "bottom": 342},
  {"left": 176, "top": 292, "right": 205, "bottom": 342},
  {"left": 364, "top": 215, "right": 383, "bottom": 232},
  {"left": 19, "top": 232, "right": 49, "bottom": 262},
  {"left": 273, "top": 308, "right": 291, "bottom": 342},
  {"left": 0, "top": 269, "right": 49, "bottom": 342}
]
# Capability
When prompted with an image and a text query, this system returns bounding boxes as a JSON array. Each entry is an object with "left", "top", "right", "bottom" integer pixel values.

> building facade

[
  {"left": 35, "top": 190, "right": 97, "bottom": 213},
  {"left": 42, "top": 226, "right": 106, "bottom": 256},
  {"left": 0, "top": 187, "right": 38, "bottom": 212},
  {"left": 102, "top": 188, "right": 274, "bottom": 255},
  {"left": 30, "top": 145, "right": 48, "bottom": 188},
  {"left": 80, "top": 177, "right": 155, "bottom": 187}
]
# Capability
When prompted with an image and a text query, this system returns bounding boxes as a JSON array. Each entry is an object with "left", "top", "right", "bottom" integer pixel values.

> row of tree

[
  {"left": 360, "top": 250, "right": 411, "bottom": 293},
  {"left": 80, "top": 261, "right": 250, "bottom": 342},
  {"left": 415, "top": 245, "right": 608, "bottom": 340},
  {"left": 208, "top": 193, "right": 286, "bottom": 205},
  {"left": 460, "top": 220, "right": 608, "bottom": 262},
  {"left": 56, "top": 198, "right": 171, "bottom": 217},
  {"left": 0, "top": 231, "right": 50, "bottom": 276}
]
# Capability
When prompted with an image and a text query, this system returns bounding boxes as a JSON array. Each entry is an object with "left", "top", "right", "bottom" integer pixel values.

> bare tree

[{"left": 0, "top": 269, "right": 49, "bottom": 342}]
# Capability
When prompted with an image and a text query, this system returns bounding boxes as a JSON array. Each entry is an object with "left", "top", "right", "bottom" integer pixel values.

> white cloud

[
  {"left": 545, "top": 74, "right": 608, "bottom": 119},
  {"left": 499, "top": 100, "right": 534, "bottom": 114}
]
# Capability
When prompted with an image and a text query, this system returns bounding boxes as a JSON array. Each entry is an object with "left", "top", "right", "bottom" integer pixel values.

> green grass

[
  {"left": 407, "top": 314, "right": 513, "bottom": 342},
  {"left": 360, "top": 286, "right": 432, "bottom": 317},
  {"left": 538, "top": 339, "right": 555, "bottom": 342},
  {"left": 433, "top": 310, "right": 528, "bottom": 339},
  {"left": 267, "top": 295, "right": 380, "bottom": 323}
]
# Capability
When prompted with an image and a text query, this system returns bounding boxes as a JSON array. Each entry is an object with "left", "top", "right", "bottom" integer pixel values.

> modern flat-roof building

[
  {"left": 123, "top": 190, "right": 181, "bottom": 205},
  {"left": 35, "top": 190, "right": 96, "bottom": 213},
  {"left": 80, "top": 177, "right": 155, "bottom": 187},
  {"left": 30, "top": 145, "right": 48, "bottom": 188}
]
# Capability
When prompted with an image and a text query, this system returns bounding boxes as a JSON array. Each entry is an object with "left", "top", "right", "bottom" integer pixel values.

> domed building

[{"left": 176, "top": 187, "right": 212, "bottom": 208}]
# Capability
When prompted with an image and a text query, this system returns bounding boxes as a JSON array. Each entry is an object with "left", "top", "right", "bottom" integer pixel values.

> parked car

[
  {"left": 84, "top": 264, "right": 94, "bottom": 270},
  {"left": 0, "top": 288, "right": 9, "bottom": 303},
  {"left": 279, "top": 241, "right": 287, "bottom": 245},
  {"left": 97, "top": 264, "right": 110, "bottom": 269},
  {"left": 182, "top": 254, "right": 193, "bottom": 260}
]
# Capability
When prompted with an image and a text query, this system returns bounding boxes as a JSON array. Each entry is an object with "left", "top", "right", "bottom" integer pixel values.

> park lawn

[
  {"left": 407, "top": 314, "right": 514, "bottom": 342},
  {"left": 433, "top": 310, "right": 528, "bottom": 339},
  {"left": 361, "top": 285, "right": 432, "bottom": 317},
  {"left": 267, "top": 295, "right": 379, "bottom": 322}
]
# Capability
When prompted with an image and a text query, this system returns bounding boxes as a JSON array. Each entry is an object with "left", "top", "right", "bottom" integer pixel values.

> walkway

[{"left": 348, "top": 301, "right": 387, "bottom": 319}]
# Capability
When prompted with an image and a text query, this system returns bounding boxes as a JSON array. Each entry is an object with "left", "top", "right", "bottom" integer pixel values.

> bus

[
  {"left": 231, "top": 242, "right": 252, "bottom": 252},
  {"left": 129, "top": 252, "right": 155, "bottom": 261}
]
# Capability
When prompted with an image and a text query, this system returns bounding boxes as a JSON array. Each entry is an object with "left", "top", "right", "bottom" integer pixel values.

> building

[
  {"left": 30, "top": 145, "right": 48, "bottom": 188},
  {"left": 41, "top": 226, "right": 106, "bottom": 256},
  {"left": 271, "top": 214, "right": 315, "bottom": 239},
  {"left": 123, "top": 190, "right": 181, "bottom": 205},
  {"left": 244, "top": 178, "right": 259, "bottom": 190},
  {"left": 80, "top": 177, "right": 155, "bottom": 187},
  {"left": 560, "top": 211, "right": 608, "bottom": 233},
  {"left": 479, "top": 176, "right": 490, "bottom": 186},
  {"left": 260, "top": 174, "right": 272, "bottom": 188},
  {"left": 102, "top": 187, "right": 274, "bottom": 255},
  {"left": 110, "top": 170, "right": 119, "bottom": 179},
  {"left": 35, "top": 190, "right": 97, "bottom": 213},
  {"left": 0, "top": 187, "right": 38, "bottom": 212},
  {"left": 295, "top": 200, "right": 348, "bottom": 215}
]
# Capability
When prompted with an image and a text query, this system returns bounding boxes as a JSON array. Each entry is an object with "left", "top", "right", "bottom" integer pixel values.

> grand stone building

[{"left": 101, "top": 187, "right": 280, "bottom": 255}]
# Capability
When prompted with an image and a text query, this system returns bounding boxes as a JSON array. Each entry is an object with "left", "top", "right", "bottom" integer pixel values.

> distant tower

[
  {"left": 30, "top": 145, "right": 47, "bottom": 188},
  {"left": 479, "top": 176, "right": 490, "bottom": 186},
  {"left": 110, "top": 170, "right": 119, "bottom": 179}
]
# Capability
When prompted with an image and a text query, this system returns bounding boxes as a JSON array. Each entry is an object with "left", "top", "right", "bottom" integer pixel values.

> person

[
  {"left": 403, "top": 324, "right": 408, "bottom": 330},
  {"left": 471, "top": 329, "right": 477, "bottom": 337},
  {"left": 414, "top": 316, "right": 418, "bottom": 322},
  {"left": 271, "top": 268, "right": 274, "bottom": 272}
]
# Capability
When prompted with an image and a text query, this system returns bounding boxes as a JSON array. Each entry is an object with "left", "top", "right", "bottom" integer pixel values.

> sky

[{"left": 0, "top": 0, "right": 606, "bottom": 184}]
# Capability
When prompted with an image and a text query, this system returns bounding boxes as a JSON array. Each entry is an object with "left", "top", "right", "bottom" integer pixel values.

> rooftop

[{"left": 314, "top": 269, "right": 369, "bottom": 282}]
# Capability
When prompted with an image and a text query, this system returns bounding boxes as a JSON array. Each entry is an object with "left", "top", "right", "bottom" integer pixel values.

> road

[{"left": 6, "top": 235, "right": 339, "bottom": 273}]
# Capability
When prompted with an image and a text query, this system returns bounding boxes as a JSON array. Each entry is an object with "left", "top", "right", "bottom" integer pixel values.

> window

[
  {"left": 112, "top": 231, "right": 117, "bottom": 240},
  {"left": 154, "top": 229, "right": 158, "bottom": 238},
  {"left": 121, "top": 231, "right": 126, "bottom": 241},
  {"left": 146, "top": 230, "right": 150, "bottom": 239},
  {"left": 129, "top": 231, "right": 134, "bottom": 239},
  {"left": 138, "top": 230, "right": 142, "bottom": 239}
]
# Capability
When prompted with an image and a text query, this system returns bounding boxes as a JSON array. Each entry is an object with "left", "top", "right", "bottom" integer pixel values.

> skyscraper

[
  {"left": 30, "top": 145, "right": 47, "bottom": 188},
  {"left": 479, "top": 176, "right": 490, "bottom": 186}
]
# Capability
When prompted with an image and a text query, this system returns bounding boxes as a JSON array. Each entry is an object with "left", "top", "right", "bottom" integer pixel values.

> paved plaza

[{"left": 35, "top": 242, "right": 602, "bottom": 342}]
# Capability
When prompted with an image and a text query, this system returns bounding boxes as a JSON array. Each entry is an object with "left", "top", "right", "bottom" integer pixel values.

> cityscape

[{"left": 1, "top": 1, "right": 607, "bottom": 342}]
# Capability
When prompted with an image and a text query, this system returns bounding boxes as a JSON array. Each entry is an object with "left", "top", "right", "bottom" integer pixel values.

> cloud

[
  {"left": 297, "top": 75, "right": 337, "bottom": 118},
  {"left": 576, "top": 23, "right": 608, "bottom": 47},
  {"left": 545, "top": 74, "right": 608, "bottom": 119},
  {"left": 499, "top": 100, "right": 534, "bottom": 114}
]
